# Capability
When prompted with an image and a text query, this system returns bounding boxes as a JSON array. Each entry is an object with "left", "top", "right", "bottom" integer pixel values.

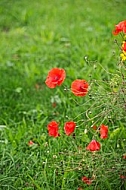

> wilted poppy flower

[
  {"left": 86, "top": 140, "right": 101, "bottom": 151},
  {"left": 64, "top": 121, "right": 76, "bottom": 136},
  {"left": 82, "top": 176, "right": 92, "bottom": 185},
  {"left": 71, "top": 79, "right": 89, "bottom": 96},
  {"left": 122, "top": 41, "right": 126, "bottom": 52},
  {"left": 47, "top": 121, "right": 60, "bottom": 137},
  {"left": 99, "top": 124, "right": 108, "bottom": 139},
  {"left": 45, "top": 68, "right": 66, "bottom": 88},
  {"left": 112, "top": 20, "right": 126, "bottom": 35},
  {"left": 52, "top": 102, "right": 57, "bottom": 108},
  {"left": 92, "top": 125, "right": 97, "bottom": 130}
]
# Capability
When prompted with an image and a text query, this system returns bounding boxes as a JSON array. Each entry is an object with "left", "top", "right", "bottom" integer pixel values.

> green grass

[{"left": 0, "top": 0, "right": 126, "bottom": 189}]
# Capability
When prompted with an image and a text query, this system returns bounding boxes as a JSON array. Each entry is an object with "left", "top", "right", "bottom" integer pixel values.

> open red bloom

[
  {"left": 86, "top": 140, "right": 101, "bottom": 151},
  {"left": 71, "top": 79, "right": 89, "bottom": 97},
  {"left": 45, "top": 68, "right": 66, "bottom": 88},
  {"left": 64, "top": 121, "right": 76, "bottom": 136},
  {"left": 82, "top": 176, "right": 92, "bottom": 185},
  {"left": 99, "top": 124, "right": 108, "bottom": 139},
  {"left": 47, "top": 121, "right": 60, "bottom": 137},
  {"left": 112, "top": 20, "right": 126, "bottom": 35}
]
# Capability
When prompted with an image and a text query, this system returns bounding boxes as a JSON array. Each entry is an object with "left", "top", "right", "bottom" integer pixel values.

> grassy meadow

[{"left": 0, "top": 0, "right": 126, "bottom": 189}]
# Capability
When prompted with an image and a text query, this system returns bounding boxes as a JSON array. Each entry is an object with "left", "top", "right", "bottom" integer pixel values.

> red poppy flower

[
  {"left": 64, "top": 121, "right": 76, "bottom": 136},
  {"left": 71, "top": 79, "right": 89, "bottom": 97},
  {"left": 122, "top": 154, "right": 126, "bottom": 159},
  {"left": 45, "top": 68, "right": 66, "bottom": 88},
  {"left": 77, "top": 187, "right": 83, "bottom": 190},
  {"left": 28, "top": 140, "right": 34, "bottom": 146},
  {"left": 86, "top": 140, "right": 101, "bottom": 151},
  {"left": 47, "top": 121, "right": 60, "bottom": 137},
  {"left": 112, "top": 20, "right": 126, "bottom": 35},
  {"left": 82, "top": 176, "right": 92, "bottom": 185},
  {"left": 99, "top": 124, "right": 108, "bottom": 139},
  {"left": 122, "top": 41, "right": 126, "bottom": 52},
  {"left": 120, "top": 175, "right": 126, "bottom": 179}
]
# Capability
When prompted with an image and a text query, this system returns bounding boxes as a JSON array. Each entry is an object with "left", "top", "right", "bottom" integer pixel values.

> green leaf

[{"left": 110, "top": 127, "right": 126, "bottom": 139}]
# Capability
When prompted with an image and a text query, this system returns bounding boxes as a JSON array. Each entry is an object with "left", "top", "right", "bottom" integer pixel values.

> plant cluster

[{"left": 39, "top": 20, "right": 126, "bottom": 189}]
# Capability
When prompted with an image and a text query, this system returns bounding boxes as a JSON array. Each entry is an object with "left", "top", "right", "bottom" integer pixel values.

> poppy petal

[{"left": 100, "top": 124, "right": 108, "bottom": 139}]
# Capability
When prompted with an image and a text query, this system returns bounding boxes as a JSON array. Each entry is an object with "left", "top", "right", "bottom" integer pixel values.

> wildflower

[
  {"left": 71, "top": 79, "right": 89, "bottom": 96},
  {"left": 99, "top": 124, "right": 108, "bottom": 139},
  {"left": 47, "top": 121, "right": 60, "bottom": 137},
  {"left": 86, "top": 140, "right": 101, "bottom": 151},
  {"left": 113, "top": 20, "right": 126, "bottom": 35},
  {"left": 120, "top": 51, "right": 126, "bottom": 61},
  {"left": 82, "top": 176, "right": 92, "bottom": 185},
  {"left": 28, "top": 140, "right": 34, "bottom": 146},
  {"left": 45, "top": 68, "right": 66, "bottom": 88},
  {"left": 122, "top": 41, "right": 126, "bottom": 51},
  {"left": 64, "top": 121, "right": 76, "bottom": 136}
]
